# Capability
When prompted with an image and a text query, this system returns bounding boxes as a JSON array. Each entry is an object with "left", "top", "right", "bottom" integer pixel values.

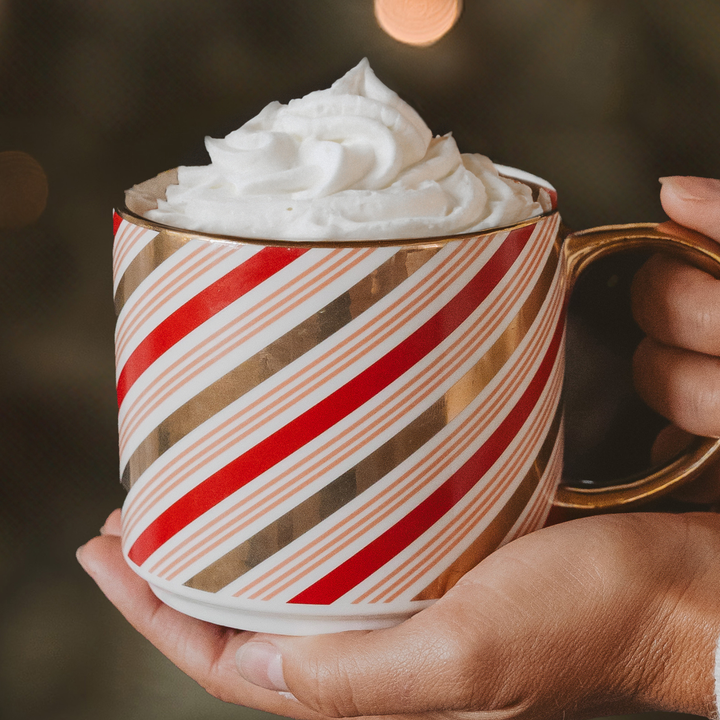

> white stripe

[
  {"left": 213, "top": 258, "right": 564, "bottom": 598},
  {"left": 128, "top": 219, "right": 559, "bottom": 576},
  {"left": 121, "top": 236, "right": 492, "bottom": 537},
  {"left": 340, "top": 354, "right": 564, "bottom": 604},
  {"left": 115, "top": 241, "right": 256, "bottom": 375},
  {"left": 113, "top": 221, "right": 158, "bottom": 294}
]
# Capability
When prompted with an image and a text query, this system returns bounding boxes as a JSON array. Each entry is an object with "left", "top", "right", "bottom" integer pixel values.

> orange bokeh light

[{"left": 374, "top": 0, "right": 463, "bottom": 46}]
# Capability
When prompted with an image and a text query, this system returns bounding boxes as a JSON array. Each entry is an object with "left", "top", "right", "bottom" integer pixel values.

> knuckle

[
  {"left": 690, "top": 305, "right": 720, "bottom": 349},
  {"left": 433, "top": 620, "right": 506, "bottom": 711},
  {"left": 296, "top": 656, "right": 363, "bottom": 718},
  {"left": 688, "top": 380, "right": 720, "bottom": 436},
  {"left": 198, "top": 671, "right": 237, "bottom": 705}
]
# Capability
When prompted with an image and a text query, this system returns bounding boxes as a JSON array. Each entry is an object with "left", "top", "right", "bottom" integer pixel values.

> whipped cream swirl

[{"left": 145, "top": 59, "right": 548, "bottom": 241}]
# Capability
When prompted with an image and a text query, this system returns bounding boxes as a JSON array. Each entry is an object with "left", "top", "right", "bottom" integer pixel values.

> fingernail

[
  {"left": 659, "top": 176, "right": 720, "bottom": 201},
  {"left": 76, "top": 544, "right": 87, "bottom": 566},
  {"left": 236, "top": 642, "right": 289, "bottom": 692},
  {"left": 99, "top": 525, "right": 108, "bottom": 535}
]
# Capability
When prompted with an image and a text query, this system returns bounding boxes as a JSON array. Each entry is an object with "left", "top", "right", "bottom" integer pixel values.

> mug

[{"left": 113, "top": 166, "right": 720, "bottom": 635}]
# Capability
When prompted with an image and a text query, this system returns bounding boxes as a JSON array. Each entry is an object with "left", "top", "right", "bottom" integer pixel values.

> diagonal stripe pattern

[{"left": 114, "top": 211, "right": 565, "bottom": 619}]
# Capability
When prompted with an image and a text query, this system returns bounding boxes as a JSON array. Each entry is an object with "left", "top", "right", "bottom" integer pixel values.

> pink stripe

[
  {"left": 121, "top": 236, "right": 482, "bottom": 538},
  {"left": 116, "top": 246, "right": 306, "bottom": 408},
  {"left": 288, "top": 310, "right": 565, "bottom": 605},
  {"left": 153, "top": 220, "right": 556, "bottom": 580}
]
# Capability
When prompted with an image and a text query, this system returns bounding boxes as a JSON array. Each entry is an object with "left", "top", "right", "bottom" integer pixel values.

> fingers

[
  {"left": 634, "top": 337, "right": 720, "bottom": 437},
  {"left": 238, "top": 514, "right": 720, "bottom": 720},
  {"left": 100, "top": 508, "right": 122, "bottom": 536},
  {"left": 660, "top": 176, "right": 720, "bottom": 242},
  {"left": 236, "top": 576, "right": 528, "bottom": 720},
  {"left": 234, "top": 518, "right": 659, "bottom": 719},
  {"left": 76, "top": 534, "right": 311, "bottom": 718},
  {"left": 237, "top": 606, "right": 495, "bottom": 717},
  {"left": 632, "top": 254, "right": 720, "bottom": 356},
  {"left": 631, "top": 178, "right": 720, "bottom": 357}
]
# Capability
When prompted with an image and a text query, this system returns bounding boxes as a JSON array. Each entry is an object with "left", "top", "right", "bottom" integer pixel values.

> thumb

[
  {"left": 659, "top": 176, "right": 720, "bottom": 242},
  {"left": 234, "top": 600, "right": 502, "bottom": 717}
]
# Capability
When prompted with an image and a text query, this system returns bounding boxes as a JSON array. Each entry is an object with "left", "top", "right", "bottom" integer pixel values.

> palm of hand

[{"left": 79, "top": 509, "right": 720, "bottom": 720}]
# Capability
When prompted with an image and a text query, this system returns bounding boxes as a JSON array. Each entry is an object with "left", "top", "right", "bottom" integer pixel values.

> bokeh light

[
  {"left": 0, "top": 151, "right": 48, "bottom": 229},
  {"left": 374, "top": 0, "right": 462, "bottom": 46}
]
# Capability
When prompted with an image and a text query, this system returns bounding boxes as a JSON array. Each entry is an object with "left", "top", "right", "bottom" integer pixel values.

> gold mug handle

[{"left": 554, "top": 221, "right": 720, "bottom": 512}]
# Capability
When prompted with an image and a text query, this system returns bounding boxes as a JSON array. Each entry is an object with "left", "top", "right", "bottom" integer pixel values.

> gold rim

[{"left": 116, "top": 203, "right": 557, "bottom": 250}]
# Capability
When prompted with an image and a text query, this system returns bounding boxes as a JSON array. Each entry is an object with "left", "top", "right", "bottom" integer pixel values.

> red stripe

[
  {"left": 116, "top": 247, "right": 306, "bottom": 407},
  {"left": 288, "top": 310, "right": 565, "bottom": 605},
  {"left": 127, "top": 225, "right": 535, "bottom": 567},
  {"left": 113, "top": 211, "right": 123, "bottom": 237}
]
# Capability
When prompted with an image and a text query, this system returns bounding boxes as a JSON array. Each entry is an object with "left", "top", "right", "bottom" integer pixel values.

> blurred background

[{"left": 0, "top": 1, "right": 719, "bottom": 719}]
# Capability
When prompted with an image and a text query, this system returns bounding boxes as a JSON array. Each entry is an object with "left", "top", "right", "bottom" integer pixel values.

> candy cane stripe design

[
  {"left": 116, "top": 245, "right": 307, "bottom": 407},
  {"left": 119, "top": 235, "right": 490, "bottom": 546},
  {"left": 229, "top": 253, "right": 563, "bottom": 603},
  {"left": 179, "top": 236, "right": 560, "bottom": 592},
  {"left": 158, "top": 229, "right": 553, "bottom": 584},
  {"left": 120, "top": 245, "right": 443, "bottom": 488},
  {"left": 126, "top": 223, "right": 537, "bottom": 567},
  {"left": 140, "top": 218, "right": 556, "bottom": 586},
  {"left": 286, "top": 309, "right": 564, "bottom": 605}
]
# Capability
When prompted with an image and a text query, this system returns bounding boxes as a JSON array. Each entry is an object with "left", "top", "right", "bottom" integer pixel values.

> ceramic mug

[{"left": 113, "top": 166, "right": 720, "bottom": 635}]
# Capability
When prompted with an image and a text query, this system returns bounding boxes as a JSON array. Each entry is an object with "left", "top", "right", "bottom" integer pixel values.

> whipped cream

[{"left": 143, "top": 59, "right": 549, "bottom": 241}]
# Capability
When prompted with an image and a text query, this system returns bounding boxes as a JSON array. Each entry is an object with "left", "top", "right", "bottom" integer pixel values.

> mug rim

[{"left": 116, "top": 165, "right": 559, "bottom": 250}]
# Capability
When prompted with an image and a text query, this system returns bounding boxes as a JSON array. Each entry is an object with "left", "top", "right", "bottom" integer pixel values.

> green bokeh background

[{"left": 0, "top": 2, "right": 719, "bottom": 719}]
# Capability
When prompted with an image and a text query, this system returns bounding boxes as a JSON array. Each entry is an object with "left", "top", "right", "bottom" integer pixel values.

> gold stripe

[
  {"left": 114, "top": 229, "right": 191, "bottom": 316},
  {"left": 182, "top": 242, "right": 561, "bottom": 592},
  {"left": 412, "top": 406, "right": 563, "bottom": 601},
  {"left": 121, "top": 245, "right": 442, "bottom": 489}
]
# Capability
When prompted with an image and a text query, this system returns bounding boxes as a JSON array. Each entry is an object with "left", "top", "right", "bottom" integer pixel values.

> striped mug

[{"left": 113, "top": 167, "right": 720, "bottom": 635}]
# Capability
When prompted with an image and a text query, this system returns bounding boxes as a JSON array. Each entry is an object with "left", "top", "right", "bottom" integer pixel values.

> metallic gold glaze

[
  {"left": 116, "top": 204, "right": 553, "bottom": 250},
  {"left": 556, "top": 221, "right": 720, "bottom": 510},
  {"left": 120, "top": 245, "right": 442, "bottom": 488},
  {"left": 413, "top": 408, "right": 562, "bottom": 601},
  {"left": 182, "top": 242, "right": 561, "bottom": 592},
  {"left": 555, "top": 434, "right": 720, "bottom": 511},
  {"left": 114, "top": 230, "right": 191, "bottom": 315}
]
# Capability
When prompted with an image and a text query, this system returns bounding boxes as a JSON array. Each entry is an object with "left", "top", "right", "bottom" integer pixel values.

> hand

[
  {"left": 632, "top": 176, "right": 720, "bottom": 503},
  {"left": 78, "top": 508, "right": 720, "bottom": 720}
]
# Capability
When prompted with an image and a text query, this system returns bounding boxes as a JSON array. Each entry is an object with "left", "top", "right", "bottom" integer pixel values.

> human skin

[
  {"left": 77, "top": 176, "right": 720, "bottom": 720},
  {"left": 633, "top": 176, "right": 720, "bottom": 503}
]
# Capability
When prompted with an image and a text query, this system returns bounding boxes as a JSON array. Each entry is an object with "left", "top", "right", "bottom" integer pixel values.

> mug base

[{"left": 148, "top": 582, "right": 419, "bottom": 635}]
